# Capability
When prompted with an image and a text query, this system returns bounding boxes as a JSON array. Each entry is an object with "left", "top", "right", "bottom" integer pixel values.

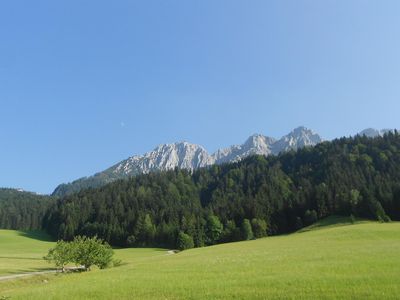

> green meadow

[
  {"left": 1, "top": 218, "right": 400, "bottom": 299},
  {"left": 0, "top": 230, "right": 54, "bottom": 276}
]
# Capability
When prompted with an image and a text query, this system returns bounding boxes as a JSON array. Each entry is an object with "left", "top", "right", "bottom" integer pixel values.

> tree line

[
  {"left": 0, "top": 189, "right": 54, "bottom": 230},
  {"left": 40, "top": 132, "right": 400, "bottom": 249}
]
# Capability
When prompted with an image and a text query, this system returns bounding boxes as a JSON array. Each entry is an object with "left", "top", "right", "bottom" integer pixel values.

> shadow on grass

[
  {"left": 0, "top": 256, "right": 43, "bottom": 261},
  {"left": 111, "top": 262, "right": 129, "bottom": 268},
  {"left": 297, "top": 215, "right": 364, "bottom": 233},
  {"left": 17, "top": 230, "right": 55, "bottom": 242}
]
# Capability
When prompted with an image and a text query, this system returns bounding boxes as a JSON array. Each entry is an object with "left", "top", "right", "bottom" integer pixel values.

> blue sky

[{"left": 1, "top": 1, "right": 400, "bottom": 194}]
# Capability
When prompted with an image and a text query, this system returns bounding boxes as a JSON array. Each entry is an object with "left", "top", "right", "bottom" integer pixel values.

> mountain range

[
  {"left": 52, "top": 126, "right": 393, "bottom": 197},
  {"left": 53, "top": 126, "right": 322, "bottom": 196}
]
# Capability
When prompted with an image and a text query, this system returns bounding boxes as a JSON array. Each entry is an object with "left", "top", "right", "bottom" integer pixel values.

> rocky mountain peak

[
  {"left": 52, "top": 126, "right": 324, "bottom": 197},
  {"left": 112, "top": 141, "right": 213, "bottom": 176},
  {"left": 244, "top": 134, "right": 276, "bottom": 148},
  {"left": 271, "top": 126, "right": 323, "bottom": 153}
]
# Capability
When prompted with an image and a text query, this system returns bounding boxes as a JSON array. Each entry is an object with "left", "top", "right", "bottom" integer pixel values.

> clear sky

[{"left": 1, "top": 1, "right": 400, "bottom": 194}]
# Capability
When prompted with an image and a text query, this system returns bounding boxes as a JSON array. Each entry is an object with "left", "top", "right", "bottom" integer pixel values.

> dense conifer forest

[
  {"left": 38, "top": 132, "right": 400, "bottom": 249},
  {"left": 0, "top": 189, "right": 54, "bottom": 230},
  {"left": 1, "top": 133, "right": 400, "bottom": 248}
]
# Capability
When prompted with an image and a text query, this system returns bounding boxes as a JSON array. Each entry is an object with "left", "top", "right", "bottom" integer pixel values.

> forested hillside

[
  {"left": 0, "top": 189, "right": 54, "bottom": 230},
  {"left": 43, "top": 132, "right": 400, "bottom": 248}
]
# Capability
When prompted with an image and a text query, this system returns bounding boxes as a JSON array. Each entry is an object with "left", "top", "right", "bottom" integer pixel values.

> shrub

[
  {"left": 251, "top": 218, "right": 267, "bottom": 238},
  {"left": 370, "top": 201, "right": 391, "bottom": 223},
  {"left": 177, "top": 231, "right": 194, "bottom": 250}
]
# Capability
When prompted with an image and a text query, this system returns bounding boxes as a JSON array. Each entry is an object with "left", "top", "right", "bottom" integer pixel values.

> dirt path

[
  {"left": 0, "top": 267, "right": 84, "bottom": 282},
  {"left": 0, "top": 270, "right": 57, "bottom": 281},
  {"left": 0, "top": 252, "right": 176, "bottom": 282}
]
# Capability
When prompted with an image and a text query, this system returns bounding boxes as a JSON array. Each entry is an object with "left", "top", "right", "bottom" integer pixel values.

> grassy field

[
  {"left": 0, "top": 230, "right": 55, "bottom": 276},
  {"left": 1, "top": 218, "right": 400, "bottom": 299}
]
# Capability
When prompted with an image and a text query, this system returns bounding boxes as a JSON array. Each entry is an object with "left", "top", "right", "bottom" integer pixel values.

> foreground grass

[
  {"left": 1, "top": 219, "right": 400, "bottom": 299},
  {"left": 0, "top": 230, "right": 55, "bottom": 275}
]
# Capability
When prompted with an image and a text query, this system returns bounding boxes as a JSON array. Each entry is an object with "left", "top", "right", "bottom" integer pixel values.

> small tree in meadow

[
  {"left": 44, "top": 236, "right": 114, "bottom": 272},
  {"left": 44, "top": 240, "right": 73, "bottom": 272},
  {"left": 72, "top": 236, "right": 114, "bottom": 270}
]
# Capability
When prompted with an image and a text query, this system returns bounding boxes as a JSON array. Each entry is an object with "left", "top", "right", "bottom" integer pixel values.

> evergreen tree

[
  {"left": 205, "top": 215, "right": 223, "bottom": 245},
  {"left": 241, "top": 219, "right": 254, "bottom": 240}
]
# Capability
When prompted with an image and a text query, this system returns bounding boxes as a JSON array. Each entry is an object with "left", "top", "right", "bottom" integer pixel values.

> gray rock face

[
  {"left": 112, "top": 142, "right": 214, "bottom": 176},
  {"left": 212, "top": 134, "right": 276, "bottom": 164},
  {"left": 271, "top": 126, "right": 323, "bottom": 154},
  {"left": 53, "top": 126, "right": 323, "bottom": 196},
  {"left": 110, "top": 126, "right": 323, "bottom": 175},
  {"left": 359, "top": 128, "right": 393, "bottom": 138}
]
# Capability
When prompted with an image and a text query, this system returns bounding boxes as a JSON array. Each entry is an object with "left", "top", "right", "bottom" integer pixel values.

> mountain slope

[
  {"left": 53, "top": 142, "right": 214, "bottom": 196},
  {"left": 45, "top": 132, "right": 400, "bottom": 249},
  {"left": 53, "top": 127, "right": 323, "bottom": 196}
]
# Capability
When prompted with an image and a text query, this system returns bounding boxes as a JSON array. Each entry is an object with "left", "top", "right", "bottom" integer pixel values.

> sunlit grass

[
  {"left": 1, "top": 218, "right": 400, "bottom": 299},
  {"left": 0, "top": 230, "right": 54, "bottom": 275}
]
